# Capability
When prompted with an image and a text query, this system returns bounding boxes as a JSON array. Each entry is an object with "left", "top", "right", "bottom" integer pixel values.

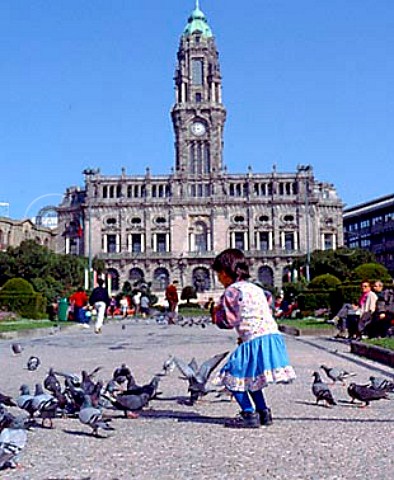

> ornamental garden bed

[
  {"left": 277, "top": 318, "right": 336, "bottom": 337},
  {"left": 350, "top": 340, "right": 394, "bottom": 368}
]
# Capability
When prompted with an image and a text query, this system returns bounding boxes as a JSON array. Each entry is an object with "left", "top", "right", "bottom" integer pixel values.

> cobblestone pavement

[{"left": 1, "top": 319, "right": 393, "bottom": 480}]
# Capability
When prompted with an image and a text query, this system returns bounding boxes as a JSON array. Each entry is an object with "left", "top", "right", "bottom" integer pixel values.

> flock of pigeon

[
  {"left": 311, "top": 364, "right": 394, "bottom": 407},
  {"left": 0, "top": 342, "right": 229, "bottom": 471},
  {"left": 1, "top": 338, "right": 393, "bottom": 472}
]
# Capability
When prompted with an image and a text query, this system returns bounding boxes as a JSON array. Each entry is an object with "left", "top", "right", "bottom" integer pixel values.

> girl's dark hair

[{"left": 212, "top": 248, "right": 250, "bottom": 281}]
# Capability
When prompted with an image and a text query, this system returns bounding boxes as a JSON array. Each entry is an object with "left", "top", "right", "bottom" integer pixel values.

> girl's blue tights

[{"left": 231, "top": 389, "right": 268, "bottom": 413}]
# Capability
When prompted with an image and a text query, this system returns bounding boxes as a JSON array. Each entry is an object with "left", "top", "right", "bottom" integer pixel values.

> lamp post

[
  {"left": 298, "top": 165, "right": 312, "bottom": 282},
  {"left": 82, "top": 168, "right": 98, "bottom": 290}
]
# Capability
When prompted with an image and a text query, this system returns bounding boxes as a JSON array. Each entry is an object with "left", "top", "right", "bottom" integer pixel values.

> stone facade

[
  {"left": 56, "top": 4, "right": 343, "bottom": 294},
  {"left": 0, "top": 217, "right": 57, "bottom": 252}
]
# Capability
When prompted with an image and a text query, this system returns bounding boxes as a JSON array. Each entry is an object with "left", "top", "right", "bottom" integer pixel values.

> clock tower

[{"left": 171, "top": 1, "right": 226, "bottom": 177}]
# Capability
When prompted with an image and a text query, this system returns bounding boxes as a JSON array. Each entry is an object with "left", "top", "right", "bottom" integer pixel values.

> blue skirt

[{"left": 216, "top": 333, "right": 296, "bottom": 392}]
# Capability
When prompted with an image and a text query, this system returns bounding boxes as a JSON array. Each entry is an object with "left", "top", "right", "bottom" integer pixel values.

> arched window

[
  {"left": 129, "top": 268, "right": 144, "bottom": 286},
  {"left": 194, "top": 221, "right": 208, "bottom": 252},
  {"left": 107, "top": 268, "right": 120, "bottom": 291},
  {"left": 258, "top": 266, "right": 274, "bottom": 287},
  {"left": 152, "top": 268, "right": 169, "bottom": 291},
  {"left": 192, "top": 267, "right": 211, "bottom": 293}
]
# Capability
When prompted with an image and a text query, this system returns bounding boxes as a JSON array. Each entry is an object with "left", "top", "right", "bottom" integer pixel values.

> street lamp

[
  {"left": 298, "top": 165, "right": 312, "bottom": 282},
  {"left": 82, "top": 168, "right": 99, "bottom": 289}
]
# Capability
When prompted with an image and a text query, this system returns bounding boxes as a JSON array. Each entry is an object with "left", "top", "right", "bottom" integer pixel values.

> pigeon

[
  {"left": 78, "top": 395, "right": 114, "bottom": 436},
  {"left": 16, "top": 385, "right": 35, "bottom": 418},
  {"left": 27, "top": 356, "right": 41, "bottom": 371},
  {"left": 174, "top": 351, "right": 229, "bottom": 404},
  {"left": 162, "top": 355, "right": 175, "bottom": 376},
  {"left": 81, "top": 370, "right": 96, "bottom": 395},
  {"left": 103, "top": 391, "right": 150, "bottom": 419},
  {"left": 0, "top": 392, "right": 16, "bottom": 407},
  {"left": 320, "top": 365, "right": 356, "bottom": 384},
  {"left": 31, "top": 384, "right": 58, "bottom": 427},
  {"left": 112, "top": 363, "right": 133, "bottom": 385},
  {"left": 0, "top": 427, "right": 28, "bottom": 470},
  {"left": 11, "top": 343, "right": 22, "bottom": 355},
  {"left": 369, "top": 376, "right": 394, "bottom": 393},
  {"left": 120, "top": 376, "right": 161, "bottom": 401},
  {"left": 312, "top": 371, "right": 337, "bottom": 407},
  {"left": 347, "top": 382, "right": 389, "bottom": 407},
  {"left": 43, "top": 368, "right": 62, "bottom": 395}
]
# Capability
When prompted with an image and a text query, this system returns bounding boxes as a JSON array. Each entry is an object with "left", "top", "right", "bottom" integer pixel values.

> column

[
  {"left": 268, "top": 231, "right": 273, "bottom": 251},
  {"left": 65, "top": 237, "right": 70, "bottom": 254},
  {"left": 141, "top": 234, "right": 145, "bottom": 253},
  {"left": 116, "top": 234, "right": 120, "bottom": 253},
  {"left": 153, "top": 234, "right": 157, "bottom": 252},
  {"left": 103, "top": 235, "right": 108, "bottom": 253},
  {"left": 166, "top": 233, "right": 170, "bottom": 252},
  {"left": 128, "top": 234, "right": 132, "bottom": 253},
  {"left": 294, "top": 232, "right": 298, "bottom": 251}
]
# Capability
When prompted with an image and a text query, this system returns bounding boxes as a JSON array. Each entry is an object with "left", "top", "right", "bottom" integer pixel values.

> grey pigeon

[
  {"left": 174, "top": 351, "right": 229, "bottom": 404},
  {"left": 16, "top": 385, "right": 35, "bottom": 418},
  {"left": 320, "top": 365, "right": 356, "bottom": 384},
  {"left": 347, "top": 382, "right": 389, "bottom": 407},
  {"left": 27, "top": 356, "right": 41, "bottom": 371},
  {"left": 43, "top": 368, "right": 62, "bottom": 395},
  {"left": 11, "top": 343, "right": 22, "bottom": 355},
  {"left": 162, "top": 355, "right": 175, "bottom": 375},
  {"left": 0, "top": 427, "right": 27, "bottom": 470},
  {"left": 0, "top": 392, "right": 16, "bottom": 407},
  {"left": 31, "top": 384, "right": 58, "bottom": 427},
  {"left": 369, "top": 376, "right": 394, "bottom": 393},
  {"left": 78, "top": 395, "right": 114, "bottom": 436},
  {"left": 312, "top": 371, "right": 337, "bottom": 407},
  {"left": 103, "top": 391, "right": 150, "bottom": 419}
]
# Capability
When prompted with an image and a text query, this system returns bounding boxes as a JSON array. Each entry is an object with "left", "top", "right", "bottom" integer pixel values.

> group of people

[
  {"left": 332, "top": 280, "right": 394, "bottom": 339},
  {"left": 62, "top": 248, "right": 296, "bottom": 429}
]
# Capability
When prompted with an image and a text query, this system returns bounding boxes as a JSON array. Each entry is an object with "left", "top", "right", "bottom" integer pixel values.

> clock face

[{"left": 190, "top": 122, "right": 206, "bottom": 136}]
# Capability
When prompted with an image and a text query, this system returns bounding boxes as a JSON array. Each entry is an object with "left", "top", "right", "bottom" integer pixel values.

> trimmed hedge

[
  {"left": 0, "top": 278, "right": 46, "bottom": 319},
  {"left": 0, "top": 293, "right": 46, "bottom": 319}
]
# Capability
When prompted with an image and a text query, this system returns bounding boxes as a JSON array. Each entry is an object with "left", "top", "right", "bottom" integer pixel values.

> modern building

[
  {"left": 56, "top": 2, "right": 343, "bottom": 294},
  {"left": 343, "top": 194, "right": 394, "bottom": 276}
]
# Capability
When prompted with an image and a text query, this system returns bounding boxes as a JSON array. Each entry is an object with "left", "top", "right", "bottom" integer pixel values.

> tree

[
  {"left": 352, "top": 263, "right": 391, "bottom": 283},
  {"left": 0, "top": 240, "right": 87, "bottom": 305},
  {"left": 291, "top": 248, "right": 377, "bottom": 282},
  {"left": 181, "top": 285, "right": 197, "bottom": 304}
]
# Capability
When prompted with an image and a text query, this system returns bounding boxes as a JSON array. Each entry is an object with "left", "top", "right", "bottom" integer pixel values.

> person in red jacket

[
  {"left": 69, "top": 287, "right": 89, "bottom": 324},
  {"left": 165, "top": 280, "right": 179, "bottom": 324}
]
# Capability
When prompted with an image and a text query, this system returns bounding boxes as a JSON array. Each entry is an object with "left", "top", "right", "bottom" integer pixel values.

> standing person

[
  {"left": 131, "top": 290, "right": 141, "bottom": 316},
  {"left": 89, "top": 278, "right": 110, "bottom": 334},
  {"left": 211, "top": 248, "right": 296, "bottom": 429},
  {"left": 69, "top": 287, "right": 89, "bottom": 326},
  {"left": 140, "top": 293, "right": 150, "bottom": 318},
  {"left": 165, "top": 280, "right": 179, "bottom": 324},
  {"left": 119, "top": 296, "right": 129, "bottom": 318}
]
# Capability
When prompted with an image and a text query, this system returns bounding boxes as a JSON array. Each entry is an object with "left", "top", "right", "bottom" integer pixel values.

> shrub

[
  {"left": 1, "top": 277, "right": 34, "bottom": 294},
  {"left": 0, "top": 278, "right": 46, "bottom": 319},
  {"left": 352, "top": 263, "right": 391, "bottom": 283},
  {"left": 308, "top": 274, "right": 341, "bottom": 290},
  {"left": 181, "top": 286, "right": 197, "bottom": 304}
]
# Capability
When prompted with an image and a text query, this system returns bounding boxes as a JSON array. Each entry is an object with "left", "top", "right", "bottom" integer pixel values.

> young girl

[{"left": 212, "top": 248, "right": 296, "bottom": 428}]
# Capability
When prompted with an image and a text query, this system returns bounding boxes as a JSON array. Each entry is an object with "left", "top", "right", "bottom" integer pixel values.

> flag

[{"left": 77, "top": 215, "right": 83, "bottom": 238}]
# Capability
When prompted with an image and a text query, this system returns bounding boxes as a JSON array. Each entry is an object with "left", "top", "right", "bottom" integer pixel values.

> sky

[{"left": 1, "top": 0, "right": 393, "bottom": 220}]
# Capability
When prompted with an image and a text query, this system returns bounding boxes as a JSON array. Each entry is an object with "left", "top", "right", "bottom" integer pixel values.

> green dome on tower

[{"left": 183, "top": 0, "right": 213, "bottom": 37}]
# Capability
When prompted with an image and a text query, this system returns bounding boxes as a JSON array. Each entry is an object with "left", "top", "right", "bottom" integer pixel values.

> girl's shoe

[
  {"left": 224, "top": 411, "right": 260, "bottom": 429},
  {"left": 258, "top": 408, "right": 273, "bottom": 426}
]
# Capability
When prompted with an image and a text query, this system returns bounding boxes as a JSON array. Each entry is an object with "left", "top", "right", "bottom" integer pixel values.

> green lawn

[
  {"left": 364, "top": 337, "right": 394, "bottom": 351},
  {"left": 277, "top": 317, "right": 335, "bottom": 330},
  {"left": 0, "top": 319, "right": 56, "bottom": 332}
]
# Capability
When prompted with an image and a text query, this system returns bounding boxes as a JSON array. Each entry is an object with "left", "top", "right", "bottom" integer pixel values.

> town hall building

[{"left": 56, "top": 2, "right": 343, "bottom": 294}]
